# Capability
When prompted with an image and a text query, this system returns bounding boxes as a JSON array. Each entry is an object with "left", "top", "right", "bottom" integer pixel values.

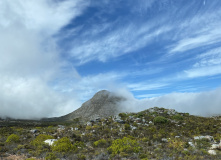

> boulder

[
  {"left": 44, "top": 139, "right": 57, "bottom": 146},
  {"left": 208, "top": 150, "right": 216, "bottom": 155},
  {"left": 211, "top": 143, "right": 221, "bottom": 150},
  {"left": 194, "top": 135, "right": 214, "bottom": 142}
]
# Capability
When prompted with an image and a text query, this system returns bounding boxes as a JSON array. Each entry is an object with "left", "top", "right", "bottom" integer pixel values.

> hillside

[
  {"left": 44, "top": 90, "right": 126, "bottom": 122},
  {"left": 1, "top": 107, "right": 221, "bottom": 160}
]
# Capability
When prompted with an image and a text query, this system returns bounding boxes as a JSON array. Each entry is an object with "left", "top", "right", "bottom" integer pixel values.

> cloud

[
  {"left": 128, "top": 82, "right": 169, "bottom": 91},
  {"left": 183, "top": 47, "right": 221, "bottom": 78},
  {"left": 169, "top": 29, "right": 221, "bottom": 53},
  {"left": 194, "top": 47, "right": 221, "bottom": 67},
  {"left": 68, "top": 16, "right": 171, "bottom": 64},
  {"left": 184, "top": 65, "right": 221, "bottom": 78},
  {"left": 57, "top": 72, "right": 126, "bottom": 102},
  {"left": 117, "top": 88, "right": 221, "bottom": 116},
  {"left": 0, "top": 0, "right": 89, "bottom": 119},
  {"left": 0, "top": 76, "right": 81, "bottom": 119},
  {"left": 168, "top": 5, "right": 221, "bottom": 54}
]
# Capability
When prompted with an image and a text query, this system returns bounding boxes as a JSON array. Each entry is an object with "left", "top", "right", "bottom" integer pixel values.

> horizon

[{"left": 1, "top": 0, "right": 221, "bottom": 119}]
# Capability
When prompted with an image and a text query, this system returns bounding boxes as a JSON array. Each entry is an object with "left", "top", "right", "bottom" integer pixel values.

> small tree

[
  {"left": 94, "top": 139, "right": 107, "bottom": 147},
  {"left": 52, "top": 137, "right": 76, "bottom": 153},
  {"left": 6, "top": 134, "right": 20, "bottom": 143},
  {"left": 108, "top": 136, "right": 141, "bottom": 156},
  {"left": 124, "top": 124, "right": 131, "bottom": 130},
  {"left": 31, "top": 134, "right": 54, "bottom": 148},
  {"left": 153, "top": 116, "right": 168, "bottom": 124}
]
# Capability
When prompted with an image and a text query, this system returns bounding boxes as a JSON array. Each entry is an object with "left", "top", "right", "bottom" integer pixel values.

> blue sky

[
  {"left": 57, "top": 0, "right": 221, "bottom": 98},
  {"left": 1, "top": 0, "right": 221, "bottom": 118}
]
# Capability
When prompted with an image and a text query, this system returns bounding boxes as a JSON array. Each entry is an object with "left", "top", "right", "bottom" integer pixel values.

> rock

[
  {"left": 208, "top": 150, "right": 216, "bottom": 155},
  {"left": 194, "top": 135, "right": 214, "bottom": 142},
  {"left": 188, "top": 142, "right": 194, "bottom": 147},
  {"left": 162, "top": 138, "right": 168, "bottom": 143},
  {"left": 131, "top": 126, "right": 137, "bottom": 130},
  {"left": 58, "top": 125, "right": 65, "bottom": 129},
  {"left": 30, "top": 129, "right": 38, "bottom": 133},
  {"left": 44, "top": 139, "right": 57, "bottom": 146},
  {"left": 116, "top": 119, "right": 125, "bottom": 124},
  {"left": 167, "top": 109, "right": 177, "bottom": 115},
  {"left": 211, "top": 144, "right": 221, "bottom": 150}
]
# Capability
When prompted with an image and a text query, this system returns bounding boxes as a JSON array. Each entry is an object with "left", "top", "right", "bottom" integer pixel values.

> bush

[
  {"left": 6, "top": 134, "right": 20, "bottom": 143},
  {"left": 153, "top": 116, "right": 168, "bottom": 124},
  {"left": 45, "top": 152, "right": 57, "bottom": 160},
  {"left": 52, "top": 137, "right": 75, "bottom": 153},
  {"left": 77, "top": 154, "right": 86, "bottom": 160},
  {"left": 172, "top": 114, "right": 184, "bottom": 120},
  {"left": 94, "top": 139, "right": 107, "bottom": 147},
  {"left": 0, "top": 127, "right": 13, "bottom": 135},
  {"left": 195, "top": 138, "right": 211, "bottom": 149},
  {"left": 108, "top": 136, "right": 141, "bottom": 156},
  {"left": 124, "top": 124, "right": 131, "bottom": 130},
  {"left": 31, "top": 134, "right": 54, "bottom": 148},
  {"left": 119, "top": 113, "right": 127, "bottom": 120}
]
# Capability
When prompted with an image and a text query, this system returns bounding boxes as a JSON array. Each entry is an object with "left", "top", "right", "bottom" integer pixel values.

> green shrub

[
  {"left": 172, "top": 114, "right": 184, "bottom": 120},
  {"left": 45, "top": 152, "right": 57, "bottom": 160},
  {"left": 108, "top": 136, "right": 141, "bottom": 156},
  {"left": 119, "top": 113, "right": 127, "bottom": 120},
  {"left": 77, "top": 154, "right": 86, "bottom": 160},
  {"left": 0, "top": 127, "right": 13, "bottom": 135},
  {"left": 31, "top": 134, "right": 54, "bottom": 148},
  {"left": 139, "top": 154, "right": 148, "bottom": 159},
  {"left": 195, "top": 138, "right": 211, "bottom": 149},
  {"left": 124, "top": 124, "right": 131, "bottom": 130},
  {"left": 153, "top": 116, "right": 168, "bottom": 124},
  {"left": 52, "top": 137, "right": 75, "bottom": 153},
  {"left": 6, "top": 134, "right": 20, "bottom": 143},
  {"left": 94, "top": 139, "right": 107, "bottom": 147}
]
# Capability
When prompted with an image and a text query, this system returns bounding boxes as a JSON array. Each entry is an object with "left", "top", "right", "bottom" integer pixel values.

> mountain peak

[{"left": 57, "top": 90, "right": 125, "bottom": 121}]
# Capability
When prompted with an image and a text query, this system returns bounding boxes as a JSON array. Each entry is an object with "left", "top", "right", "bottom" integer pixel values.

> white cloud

[
  {"left": 0, "top": 0, "right": 88, "bottom": 35},
  {"left": 183, "top": 47, "right": 221, "bottom": 78},
  {"left": 118, "top": 88, "right": 221, "bottom": 116},
  {"left": 169, "top": 30, "right": 221, "bottom": 53},
  {"left": 0, "top": 76, "right": 81, "bottom": 119},
  {"left": 128, "top": 82, "right": 168, "bottom": 91},
  {"left": 57, "top": 72, "right": 126, "bottom": 102},
  {"left": 168, "top": 7, "right": 221, "bottom": 54},
  {"left": 194, "top": 47, "right": 221, "bottom": 67},
  {"left": 69, "top": 21, "right": 171, "bottom": 64},
  {"left": 184, "top": 65, "right": 221, "bottom": 78},
  {"left": 0, "top": 0, "right": 89, "bottom": 119}
]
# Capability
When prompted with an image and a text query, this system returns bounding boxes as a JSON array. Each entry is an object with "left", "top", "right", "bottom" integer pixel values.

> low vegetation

[{"left": 0, "top": 107, "right": 221, "bottom": 159}]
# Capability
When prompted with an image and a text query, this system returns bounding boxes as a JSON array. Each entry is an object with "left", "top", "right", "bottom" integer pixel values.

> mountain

[{"left": 47, "top": 90, "right": 126, "bottom": 121}]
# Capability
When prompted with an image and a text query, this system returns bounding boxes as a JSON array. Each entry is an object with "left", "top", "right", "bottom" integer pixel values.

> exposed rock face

[{"left": 56, "top": 90, "right": 126, "bottom": 121}]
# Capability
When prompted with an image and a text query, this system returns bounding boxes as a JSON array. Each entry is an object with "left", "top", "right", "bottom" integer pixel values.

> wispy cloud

[
  {"left": 194, "top": 47, "right": 221, "bottom": 67},
  {"left": 169, "top": 29, "right": 221, "bottom": 53},
  {"left": 128, "top": 82, "right": 169, "bottom": 91},
  {"left": 183, "top": 47, "right": 221, "bottom": 78},
  {"left": 68, "top": 18, "right": 171, "bottom": 64},
  {"left": 168, "top": 5, "right": 221, "bottom": 54},
  {"left": 184, "top": 65, "right": 221, "bottom": 78}
]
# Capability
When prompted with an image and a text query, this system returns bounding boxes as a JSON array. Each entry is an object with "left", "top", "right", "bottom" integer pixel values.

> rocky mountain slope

[
  {"left": 1, "top": 107, "right": 221, "bottom": 160},
  {"left": 47, "top": 90, "right": 126, "bottom": 121}
]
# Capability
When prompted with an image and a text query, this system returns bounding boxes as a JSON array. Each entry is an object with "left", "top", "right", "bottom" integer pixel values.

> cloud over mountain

[{"left": 0, "top": 0, "right": 88, "bottom": 119}]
